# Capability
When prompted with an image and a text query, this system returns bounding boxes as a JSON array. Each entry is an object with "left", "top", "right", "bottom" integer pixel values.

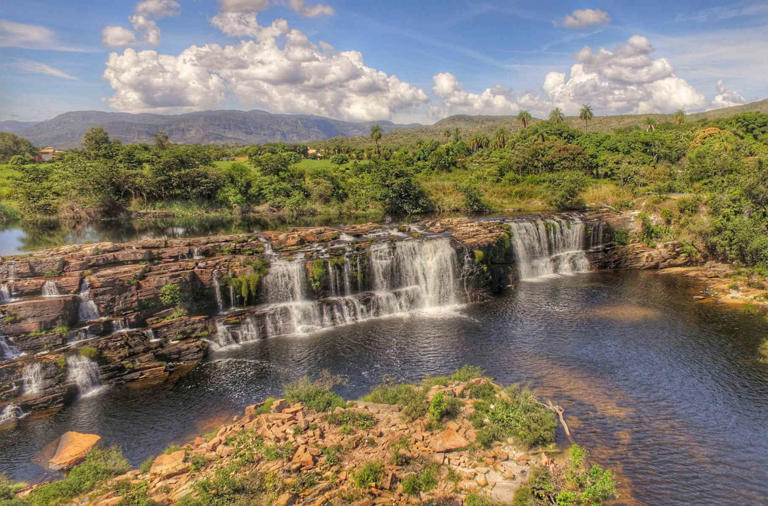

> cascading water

[
  {"left": 212, "top": 272, "right": 225, "bottom": 314},
  {"left": 0, "top": 404, "right": 24, "bottom": 425},
  {"left": 77, "top": 278, "right": 100, "bottom": 321},
  {"left": 22, "top": 363, "right": 43, "bottom": 396},
  {"left": 66, "top": 355, "right": 103, "bottom": 397},
  {"left": 0, "top": 284, "right": 11, "bottom": 303},
  {"left": 508, "top": 217, "right": 591, "bottom": 280},
  {"left": 42, "top": 280, "right": 59, "bottom": 297},
  {"left": 0, "top": 335, "right": 20, "bottom": 360},
  {"left": 214, "top": 238, "right": 461, "bottom": 349}
]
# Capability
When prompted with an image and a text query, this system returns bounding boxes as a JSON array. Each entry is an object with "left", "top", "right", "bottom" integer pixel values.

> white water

[
  {"left": 214, "top": 238, "right": 460, "bottom": 348},
  {"left": 42, "top": 280, "right": 59, "bottom": 297},
  {"left": 212, "top": 272, "right": 225, "bottom": 313},
  {"left": 66, "top": 355, "right": 103, "bottom": 397},
  {"left": 508, "top": 217, "right": 591, "bottom": 280},
  {"left": 0, "top": 284, "right": 11, "bottom": 303},
  {"left": 0, "top": 404, "right": 24, "bottom": 425},
  {"left": 111, "top": 318, "right": 129, "bottom": 333},
  {"left": 0, "top": 335, "right": 21, "bottom": 360},
  {"left": 77, "top": 278, "right": 100, "bottom": 321},
  {"left": 22, "top": 363, "right": 44, "bottom": 396}
]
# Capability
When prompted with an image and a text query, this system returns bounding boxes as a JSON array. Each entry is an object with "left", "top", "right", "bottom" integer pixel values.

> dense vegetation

[{"left": 1, "top": 110, "right": 768, "bottom": 271}]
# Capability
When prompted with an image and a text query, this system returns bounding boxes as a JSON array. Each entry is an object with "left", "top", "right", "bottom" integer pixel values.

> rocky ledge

[{"left": 13, "top": 373, "right": 617, "bottom": 505}]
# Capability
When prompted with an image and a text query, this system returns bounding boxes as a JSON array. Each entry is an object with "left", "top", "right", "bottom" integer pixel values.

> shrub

[
  {"left": 283, "top": 374, "right": 345, "bottom": 412},
  {"left": 0, "top": 475, "right": 25, "bottom": 505},
  {"left": 450, "top": 365, "right": 486, "bottom": 382},
  {"left": 78, "top": 346, "right": 100, "bottom": 360},
  {"left": 139, "top": 456, "right": 154, "bottom": 473},
  {"left": 362, "top": 382, "right": 427, "bottom": 420},
  {"left": 26, "top": 447, "right": 130, "bottom": 506},
  {"left": 353, "top": 461, "right": 383, "bottom": 488},
  {"left": 613, "top": 228, "right": 630, "bottom": 246},
  {"left": 428, "top": 392, "right": 462, "bottom": 421},
  {"left": 546, "top": 171, "right": 588, "bottom": 211},
  {"left": 457, "top": 183, "right": 491, "bottom": 213},
  {"left": 401, "top": 465, "right": 439, "bottom": 496},
  {"left": 159, "top": 283, "right": 184, "bottom": 307}
]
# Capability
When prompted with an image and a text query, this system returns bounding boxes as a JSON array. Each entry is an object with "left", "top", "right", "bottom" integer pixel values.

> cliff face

[{"left": 0, "top": 218, "right": 530, "bottom": 423}]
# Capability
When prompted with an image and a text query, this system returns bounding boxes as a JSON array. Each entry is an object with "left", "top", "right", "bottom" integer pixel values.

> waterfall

[
  {"left": 0, "top": 404, "right": 24, "bottom": 425},
  {"left": 111, "top": 318, "right": 129, "bottom": 333},
  {"left": 212, "top": 272, "right": 225, "bottom": 313},
  {"left": 0, "top": 284, "right": 11, "bottom": 303},
  {"left": 77, "top": 278, "right": 100, "bottom": 322},
  {"left": 0, "top": 335, "right": 20, "bottom": 360},
  {"left": 508, "top": 217, "right": 591, "bottom": 280},
  {"left": 212, "top": 238, "right": 460, "bottom": 349},
  {"left": 66, "top": 355, "right": 103, "bottom": 397},
  {"left": 193, "top": 247, "right": 203, "bottom": 259},
  {"left": 22, "top": 363, "right": 44, "bottom": 396},
  {"left": 42, "top": 280, "right": 59, "bottom": 297}
]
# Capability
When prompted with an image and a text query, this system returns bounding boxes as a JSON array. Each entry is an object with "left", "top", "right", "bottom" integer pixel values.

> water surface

[{"left": 2, "top": 271, "right": 767, "bottom": 505}]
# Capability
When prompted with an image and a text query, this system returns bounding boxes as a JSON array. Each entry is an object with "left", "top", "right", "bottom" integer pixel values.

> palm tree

[
  {"left": 644, "top": 117, "right": 656, "bottom": 132},
  {"left": 674, "top": 109, "right": 686, "bottom": 125},
  {"left": 549, "top": 108, "right": 565, "bottom": 123},
  {"left": 370, "top": 125, "right": 382, "bottom": 157},
  {"left": 579, "top": 105, "right": 593, "bottom": 133},
  {"left": 443, "top": 129, "right": 452, "bottom": 141},
  {"left": 452, "top": 128, "right": 461, "bottom": 143},
  {"left": 517, "top": 110, "right": 532, "bottom": 129},
  {"left": 493, "top": 128, "right": 509, "bottom": 149}
]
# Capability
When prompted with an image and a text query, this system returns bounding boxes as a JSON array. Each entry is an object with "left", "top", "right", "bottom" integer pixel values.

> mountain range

[
  {"left": 1, "top": 99, "right": 767, "bottom": 148},
  {"left": 0, "top": 110, "right": 410, "bottom": 148}
]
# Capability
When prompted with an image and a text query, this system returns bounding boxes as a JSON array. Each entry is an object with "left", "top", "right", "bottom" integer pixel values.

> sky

[{"left": 0, "top": 0, "right": 766, "bottom": 123}]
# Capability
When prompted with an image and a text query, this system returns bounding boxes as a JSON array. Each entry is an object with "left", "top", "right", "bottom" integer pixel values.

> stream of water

[{"left": 1, "top": 271, "right": 767, "bottom": 504}]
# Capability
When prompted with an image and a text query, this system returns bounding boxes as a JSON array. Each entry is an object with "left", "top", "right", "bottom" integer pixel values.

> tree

[
  {"left": 153, "top": 131, "right": 171, "bottom": 150},
  {"left": 82, "top": 127, "right": 111, "bottom": 159},
  {"left": 0, "top": 132, "right": 36, "bottom": 163},
  {"left": 549, "top": 108, "right": 565, "bottom": 124},
  {"left": 579, "top": 105, "right": 593, "bottom": 133},
  {"left": 493, "top": 128, "right": 509, "bottom": 149},
  {"left": 518, "top": 110, "right": 532, "bottom": 129},
  {"left": 674, "top": 109, "right": 686, "bottom": 125},
  {"left": 443, "top": 128, "right": 452, "bottom": 141},
  {"left": 645, "top": 117, "right": 656, "bottom": 132},
  {"left": 452, "top": 128, "right": 461, "bottom": 143},
  {"left": 370, "top": 124, "right": 382, "bottom": 157}
]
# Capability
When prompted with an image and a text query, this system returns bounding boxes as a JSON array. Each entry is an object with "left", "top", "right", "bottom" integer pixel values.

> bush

[
  {"left": 428, "top": 391, "right": 462, "bottom": 421},
  {"left": 361, "top": 382, "right": 427, "bottom": 420},
  {"left": 450, "top": 365, "right": 486, "bottom": 382},
  {"left": 283, "top": 374, "right": 345, "bottom": 412},
  {"left": 159, "top": 283, "right": 184, "bottom": 307},
  {"left": 613, "top": 228, "right": 630, "bottom": 246},
  {"left": 401, "top": 465, "right": 438, "bottom": 496},
  {"left": 353, "top": 461, "right": 383, "bottom": 488},
  {"left": 471, "top": 384, "right": 556, "bottom": 448},
  {"left": 0, "top": 475, "right": 26, "bottom": 505},
  {"left": 26, "top": 447, "right": 130, "bottom": 506},
  {"left": 78, "top": 346, "right": 100, "bottom": 360}
]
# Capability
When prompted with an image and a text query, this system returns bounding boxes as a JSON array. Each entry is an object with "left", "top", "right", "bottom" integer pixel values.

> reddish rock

[
  {"left": 150, "top": 450, "right": 188, "bottom": 477},
  {"left": 431, "top": 428, "right": 468, "bottom": 452},
  {"left": 48, "top": 431, "right": 101, "bottom": 470}
]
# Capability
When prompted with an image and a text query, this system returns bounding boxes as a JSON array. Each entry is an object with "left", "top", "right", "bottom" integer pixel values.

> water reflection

[{"left": 1, "top": 272, "right": 768, "bottom": 504}]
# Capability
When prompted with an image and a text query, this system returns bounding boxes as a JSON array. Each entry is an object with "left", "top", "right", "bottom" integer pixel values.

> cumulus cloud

[
  {"left": 431, "top": 35, "right": 716, "bottom": 118},
  {"left": 557, "top": 9, "right": 611, "bottom": 28},
  {"left": 211, "top": 0, "right": 333, "bottom": 39},
  {"left": 13, "top": 59, "right": 77, "bottom": 80},
  {"left": 102, "top": 0, "right": 180, "bottom": 47},
  {"left": 103, "top": 31, "right": 428, "bottom": 119},
  {"left": 711, "top": 79, "right": 746, "bottom": 108}
]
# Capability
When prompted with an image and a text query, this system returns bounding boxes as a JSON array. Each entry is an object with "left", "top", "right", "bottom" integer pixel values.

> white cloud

[
  {"left": 557, "top": 9, "right": 611, "bottom": 29},
  {"left": 210, "top": 0, "right": 333, "bottom": 39},
  {"left": 430, "top": 35, "right": 720, "bottom": 118},
  {"left": 102, "top": 0, "right": 180, "bottom": 47},
  {"left": 103, "top": 31, "right": 428, "bottom": 120},
  {"left": 12, "top": 59, "right": 77, "bottom": 80},
  {"left": 711, "top": 80, "right": 746, "bottom": 109},
  {"left": 284, "top": 0, "right": 335, "bottom": 17},
  {"left": 0, "top": 19, "right": 54, "bottom": 48}
]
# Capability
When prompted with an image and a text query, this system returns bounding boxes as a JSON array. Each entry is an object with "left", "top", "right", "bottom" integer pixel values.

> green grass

[
  {"left": 353, "top": 461, "right": 383, "bottom": 488},
  {"left": 283, "top": 375, "right": 345, "bottom": 412},
  {"left": 361, "top": 382, "right": 428, "bottom": 420},
  {"left": 25, "top": 447, "right": 130, "bottom": 506}
]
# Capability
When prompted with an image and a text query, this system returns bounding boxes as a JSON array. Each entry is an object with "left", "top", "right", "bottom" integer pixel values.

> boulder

[
  {"left": 150, "top": 450, "right": 188, "bottom": 477},
  {"left": 48, "top": 431, "right": 101, "bottom": 470},
  {"left": 431, "top": 428, "right": 468, "bottom": 452}
]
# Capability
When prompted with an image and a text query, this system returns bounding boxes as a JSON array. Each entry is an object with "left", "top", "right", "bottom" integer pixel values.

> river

[{"left": 1, "top": 270, "right": 767, "bottom": 504}]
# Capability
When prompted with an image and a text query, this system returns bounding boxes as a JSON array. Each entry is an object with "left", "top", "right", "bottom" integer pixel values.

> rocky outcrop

[{"left": 0, "top": 214, "right": 607, "bottom": 422}]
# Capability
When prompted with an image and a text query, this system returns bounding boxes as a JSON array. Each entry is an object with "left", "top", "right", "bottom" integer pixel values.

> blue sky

[{"left": 1, "top": 0, "right": 766, "bottom": 122}]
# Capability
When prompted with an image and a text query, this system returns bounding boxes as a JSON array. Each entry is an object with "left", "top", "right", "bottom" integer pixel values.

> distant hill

[
  {"left": 0, "top": 110, "right": 411, "bottom": 148},
  {"left": 3, "top": 99, "right": 766, "bottom": 149}
]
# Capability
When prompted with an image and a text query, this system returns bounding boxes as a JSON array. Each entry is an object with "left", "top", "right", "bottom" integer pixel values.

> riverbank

[{"left": 8, "top": 370, "right": 616, "bottom": 505}]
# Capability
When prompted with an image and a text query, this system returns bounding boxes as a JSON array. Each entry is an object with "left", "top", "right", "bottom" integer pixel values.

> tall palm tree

[
  {"left": 443, "top": 128, "right": 452, "bottom": 141},
  {"left": 674, "top": 109, "right": 686, "bottom": 125},
  {"left": 579, "top": 105, "right": 593, "bottom": 133},
  {"left": 493, "top": 128, "right": 509, "bottom": 149},
  {"left": 644, "top": 117, "right": 656, "bottom": 132},
  {"left": 370, "top": 125, "right": 382, "bottom": 157},
  {"left": 549, "top": 108, "right": 565, "bottom": 123},
  {"left": 517, "top": 110, "right": 532, "bottom": 129}
]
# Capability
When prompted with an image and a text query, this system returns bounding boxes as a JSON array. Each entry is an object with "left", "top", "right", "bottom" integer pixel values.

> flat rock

[
  {"left": 431, "top": 428, "right": 469, "bottom": 452},
  {"left": 48, "top": 431, "right": 101, "bottom": 470},
  {"left": 150, "top": 450, "right": 188, "bottom": 477}
]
